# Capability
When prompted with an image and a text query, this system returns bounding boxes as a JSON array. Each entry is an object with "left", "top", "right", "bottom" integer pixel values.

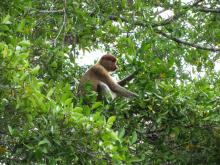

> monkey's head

[{"left": 99, "top": 54, "right": 118, "bottom": 72}]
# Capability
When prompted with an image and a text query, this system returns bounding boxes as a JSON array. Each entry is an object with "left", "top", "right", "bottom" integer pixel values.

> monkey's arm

[
  {"left": 95, "top": 65, "right": 138, "bottom": 98},
  {"left": 118, "top": 70, "right": 138, "bottom": 86},
  {"left": 100, "top": 73, "right": 138, "bottom": 98},
  {"left": 110, "top": 83, "right": 138, "bottom": 98}
]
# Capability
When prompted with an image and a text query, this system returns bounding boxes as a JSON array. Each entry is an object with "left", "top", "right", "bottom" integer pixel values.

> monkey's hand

[
  {"left": 118, "top": 70, "right": 139, "bottom": 87},
  {"left": 127, "top": 91, "right": 138, "bottom": 98}
]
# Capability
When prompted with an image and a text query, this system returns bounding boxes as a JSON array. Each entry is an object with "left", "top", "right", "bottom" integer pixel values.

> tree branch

[
  {"left": 38, "top": 9, "right": 64, "bottom": 13},
  {"left": 197, "top": 7, "right": 220, "bottom": 13},
  {"left": 53, "top": 0, "right": 67, "bottom": 46},
  {"left": 152, "top": 14, "right": 181, "bottom": 27},
  {"left": 154, "top": 8, "right": 167, "bottom": 16},
  {"left": 155, "top": 29, "right": 220, "bottom": 52},
  {"left": 109, "top": 15, "right": 144, "bottom": 26},
  {"left": 109, "top": 14, "right": 220, "bottom": 52},
  {"left": 109, "top": 1, "right": 204, "bottom": 28},
  {"left": 109, "top": 14, "right": 180, "bottom": 28}
]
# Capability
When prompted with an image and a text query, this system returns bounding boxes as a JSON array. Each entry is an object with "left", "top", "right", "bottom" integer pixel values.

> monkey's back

[{"left": 79, "top": 65, "right": 101, "bottom": 92}]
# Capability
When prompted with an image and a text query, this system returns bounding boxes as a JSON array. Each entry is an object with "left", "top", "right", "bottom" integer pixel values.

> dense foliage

[{"left": 1, "top": 0, "right": 220, "bottom": 164}]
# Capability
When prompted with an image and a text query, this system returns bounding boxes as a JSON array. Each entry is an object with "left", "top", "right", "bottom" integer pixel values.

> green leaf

[
  {"left": 131, "top": 131, "right": 138, "bottom": 144},
  {"left": 118, "top": 128, "right": 125, "bottom": 139},
  {"left": 37, "top": 82, "right": 45, "bottom": 87},
  {"left": 50, "top": 61, "right": 57, "bottom": 68},
  {"left": 30, "top": 65, "right": 40, "bottom": 75},
  {"left": 24, "top": 144, "right": 34, "bottom": 150},
  {"left": 2, "top": 15, "right": 11, "bottom": 24},
  {"left": 0, "top": 25, "right": 9, "bottom": 32},
  {"left": 171, "top": 127, "right": 180, "bottom": 138},
  {"left": 91, "top": 102, "right": 102, "bottom": 110},
  {"left": 107, "top": 116, "right": 116, "bottom": 126},
  {"left": 64, "top": 98, "right": 72, "bottom": 106},
  {"left": 2, "top": 46, "right": 8, "bottom": 58},
  {"left": 47, "top": 88, "right": 55, "bottom": 98},
  {"left": 26, "top": 114, "right": 33, "bottom": 122},
  {"left": 42, "top": 147, "right": 48, "bottom": 154},
  {"left": 8, "top": 126, "right": 13, "bottom": 135},
  {"left": 129, "top": 157, "right": 145, "bottom": 163},
  {"left": 19, "top": 40, "right": 30, "bottom": 47},
  {"left": 17, "top": 20, "right": 25, "bottom": 32},
  {"left": 73, "top": 107, "right": 83, "bottom": 113},
  {"left": 38, "top": 138, "right": 51, "bottom": 146}
]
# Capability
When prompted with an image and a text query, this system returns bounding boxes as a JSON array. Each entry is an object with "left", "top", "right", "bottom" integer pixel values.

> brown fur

[{"left": 79, "top": 53, "right": 138, "bottom": 98}]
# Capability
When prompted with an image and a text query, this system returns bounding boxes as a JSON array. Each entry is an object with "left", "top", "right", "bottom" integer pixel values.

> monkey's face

[
  {"left": 103, "top": 59, "right": 118, "bottom": 71},
  {"left": 110, "top": 61, "right": 118, "bottom": 71},
  {"left": 100, "top": 54, "right": 118, "bottom": 71}
]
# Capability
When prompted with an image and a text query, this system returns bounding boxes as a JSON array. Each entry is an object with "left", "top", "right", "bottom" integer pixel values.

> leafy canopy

[{"left": 1, "top": 0, "right": 220, "bottom": 164}]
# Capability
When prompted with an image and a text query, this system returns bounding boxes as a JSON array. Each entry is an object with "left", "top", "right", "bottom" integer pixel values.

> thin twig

[
  {"left": 38, "top": 9, "right": 64, "bottom": 13},
  {"left": 154, "top": 8, "right": 167, "bottom": 16},
  {"left": 152, "top": 14, "right": 181, "bottom": 27},
  {"left": 155, "top": 29, "right": 220, "bottom": 52},
  {"left": 54, "top": 0, "right": 67, "bottom": 46},
  {"left": 197, "top": 7, "right": 220, "bottom": 13}
]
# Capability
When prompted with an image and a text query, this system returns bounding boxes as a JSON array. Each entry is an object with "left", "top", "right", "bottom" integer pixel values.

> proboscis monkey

[{"left": 79, "top": 53, "right": 138, "bottom": 100}]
